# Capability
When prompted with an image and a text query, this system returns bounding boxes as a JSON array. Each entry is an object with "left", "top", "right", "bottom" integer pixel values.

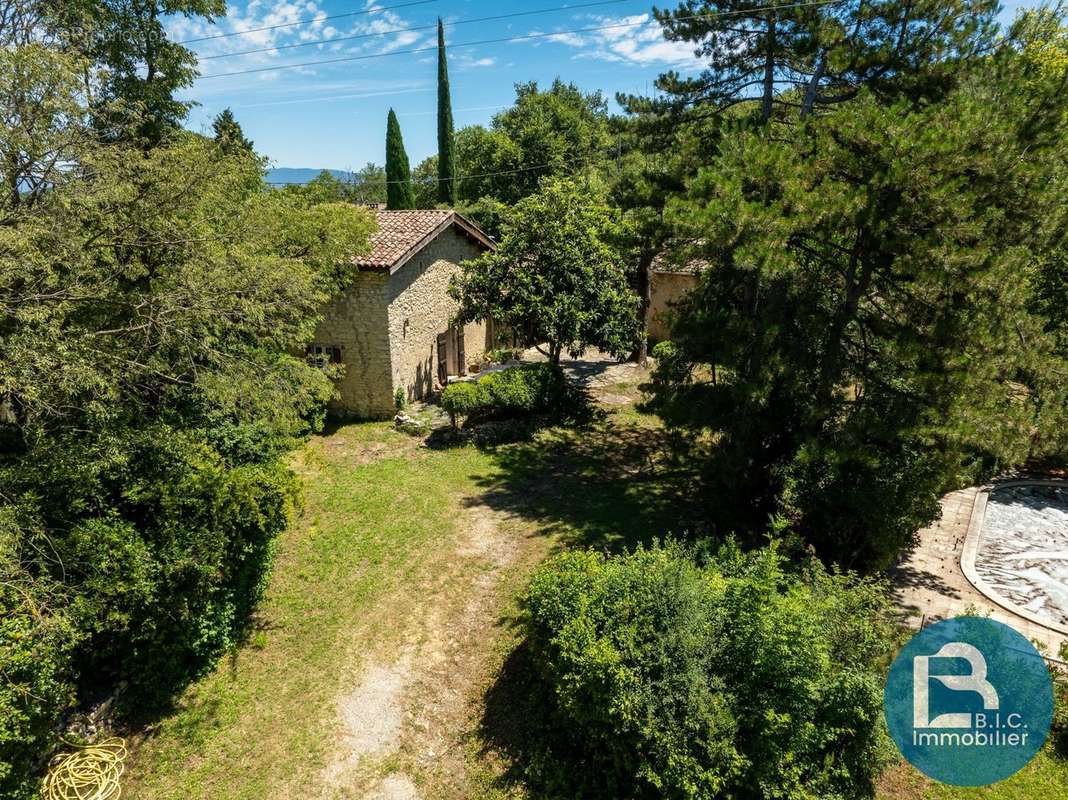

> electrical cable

[
  {"left": 196, "top": 0, "right": 639, "bottom": 61},
  {"left": 195, "top": 0, "right": 846, "bottom": 80}
]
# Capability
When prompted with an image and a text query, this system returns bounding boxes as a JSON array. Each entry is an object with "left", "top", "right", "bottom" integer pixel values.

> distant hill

[{"left": 265, "top": 167, "right": 352, "bottom": 185}]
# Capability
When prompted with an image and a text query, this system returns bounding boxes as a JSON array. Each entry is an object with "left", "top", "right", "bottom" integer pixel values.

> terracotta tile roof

[{"left": 354, "top": 209, "right": 493, "bottom": 271}]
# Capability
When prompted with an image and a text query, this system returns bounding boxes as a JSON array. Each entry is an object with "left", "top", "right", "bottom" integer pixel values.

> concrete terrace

[{"left": 891, "top": 487, "right": 1067, "bottom": 657}]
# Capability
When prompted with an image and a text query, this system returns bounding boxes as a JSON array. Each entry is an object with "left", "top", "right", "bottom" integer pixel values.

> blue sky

[{"left": 169, "top": 1, "right": 1039, "bottom": 171}]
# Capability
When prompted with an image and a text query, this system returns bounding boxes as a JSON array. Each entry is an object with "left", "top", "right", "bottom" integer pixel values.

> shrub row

[
  {"left": 520, "top": 542, "right": 895, "bottom": 800},
  {"left": 439, "top": 363, "right": 586, "bottom": 427}
]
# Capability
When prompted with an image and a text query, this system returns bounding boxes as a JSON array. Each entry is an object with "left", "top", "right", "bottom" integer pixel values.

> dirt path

[
  {"left": 315, "top": 356, "right": 654, "bottom": 799},
  {"left": 123, "top": 355, "right": 652, "bottom": 800},
  {"left": 317, "top": 498, "right": 546, "bottom": 799}
]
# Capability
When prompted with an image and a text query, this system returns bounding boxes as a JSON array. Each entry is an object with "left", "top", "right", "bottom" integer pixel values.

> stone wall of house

[
  {"left": 648, "top": 270, "right": 699, "bottom": 343},
  {"left": 313, "top": 270, "right": 395, "bottom": 418},
  {"left": 386, "top": 228, "right": 488, "bottom": 402}
]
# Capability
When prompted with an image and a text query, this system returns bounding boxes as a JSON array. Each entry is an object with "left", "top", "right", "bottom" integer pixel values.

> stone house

[
  {"left": 308, "top": 209, "right": 495, "bottom": 418},
  {"left": 647, "top": 257, "right": 709, "bottom": 343}
]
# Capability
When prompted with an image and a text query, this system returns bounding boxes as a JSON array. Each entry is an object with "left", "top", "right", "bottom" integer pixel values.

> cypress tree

[
  {"left": 385, "top": 108, "right": 415, "bottom": 210},
  {"left": 436, "top": 18, "right": 457, "bottom": 206}
]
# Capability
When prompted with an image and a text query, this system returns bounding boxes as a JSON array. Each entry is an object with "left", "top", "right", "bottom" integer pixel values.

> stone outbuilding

[
  {"left": 647, "top": 256, "right": 709, "bottom": 343},
  {"left": 308, "top": 209, "right": 495, "bottom": 418}
]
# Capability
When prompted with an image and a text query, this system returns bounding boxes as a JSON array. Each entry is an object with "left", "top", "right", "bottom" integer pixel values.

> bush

[
  {"left": 0, "top": 510, "right": 79, "bottom": 800},
  {"left": 650, "top": 340, "right": 691, "bottom": 385},
  {"left": 481, "top": 368, "right": 540, "bottom": 412},
  {"left": 440, "top": 381, "right": 489, "bottom": 428},
  {"left": 0, "top": 425, "right": 299, "bottom": 797},
  {"left": 780, "top": 429, "right": 949, "bottom": 572},
  {"left": 439, "top": 363, "right": 588, "bottom": 428},
  {"left": 57, "top": 428, "right": 298, "bottom": 697},
  {"left": 521, "top": 542, "right": 894, "bottom": 800}
]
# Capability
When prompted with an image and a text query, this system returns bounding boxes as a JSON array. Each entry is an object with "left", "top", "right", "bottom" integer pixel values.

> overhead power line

[
  {"left": 196, "top": 0, "right": 845, "bottom": 81},
  {"left": 197, "top": 0, "right": 638, "bottom": 61},
  {"left": 177, "top": 0, "right": 440, "bottom": 45}
]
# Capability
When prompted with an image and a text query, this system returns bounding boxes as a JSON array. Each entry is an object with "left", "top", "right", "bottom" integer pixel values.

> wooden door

[
  {"left": 437, "top": 333, "right": 448, "bottom": 384},
  {"left": 454, "top": 325, "right": 466, "bottom": 376}
]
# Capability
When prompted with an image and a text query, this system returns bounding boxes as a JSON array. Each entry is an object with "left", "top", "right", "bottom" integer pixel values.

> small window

[{"left": 306, "top": 343, "right": 342, "bottom": 368}]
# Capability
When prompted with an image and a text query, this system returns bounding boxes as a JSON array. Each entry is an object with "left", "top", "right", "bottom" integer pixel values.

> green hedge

[
  {"left": 521, "top": 542, "right": 895, "bottom": 800},
  {"left": 439, "top": 363, "right": 586, "bottom": 427},
  {"left": 0, "top": 555, "right": 77, "bottom": 799}
]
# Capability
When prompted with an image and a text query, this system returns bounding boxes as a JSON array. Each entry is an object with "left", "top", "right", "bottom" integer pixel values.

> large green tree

[
  {"left": 456, "top": 79, "right": 613, "bottom": 205},
  {"left": 212, "top": 107, "right": 254, "bottom": 155},
  {"left": 349, "top": 161, "right": 389, "bottom": 205},
  {"left": 0, "top": 35, "right": 373, "bottom": 797},
  {"left": 451, "top": 177, "right": 639, "bottom": 364},
  {"left": 385, "top": 108, "right": 415, "bottom": 210},
  {"left": 412, "top": 154, "right": 438, "bottom": 208},
  {"left": 648, "top": 19, "right": 1068, "bottom": 569},
  {"left": 436, "top": 18, "right": 457, "bottom": 206},
  {"left": 52, "top": 0, "right": 225, "bottom": 144},
  {"left": 607, "top": 120, "right": 709, "bottom": 362}
]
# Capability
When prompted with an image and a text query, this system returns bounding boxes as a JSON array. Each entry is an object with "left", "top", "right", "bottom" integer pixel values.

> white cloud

[
  {"left": 546, "top": 32, "right": 586, "bottom": 48},
  {"left": 540, "top": 14, "right": 703, "bottom": 69},
  {"left": 166, "top": 0, "right": 430, "bottom": 81},
  {"left": 453, "top": 55, "right": 497, "bottom": 70}
]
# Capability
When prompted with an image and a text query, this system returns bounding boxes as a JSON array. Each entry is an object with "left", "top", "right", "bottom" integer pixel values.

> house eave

[{"left": 354, "top": 212, "right": 497, "bottom": 275}]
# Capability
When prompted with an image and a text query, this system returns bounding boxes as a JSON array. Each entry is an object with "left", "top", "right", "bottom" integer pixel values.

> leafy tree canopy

[
  {"left": 451, "top": 177, "right": 639, "bottom": 364},
  {"left": 283, "top": 165, "right": 388, "bottom": 206},
  {"left": 0, "top": 34, "right": 374, "bottom": 797},
  {"left": 48, "top": 0, "right": 225, "bottom": 144},
  {"left": 624, "top": 0, "right": 1001, "bottom": 123},
  {"left": 456, "top": 79, "right": 613, "bottom": 205},
  {"left": 213, "top": 107, "right": 254, "bottom": 155},
  {"left": 412, "top": 154, "right": 439, "bottom": 209}
]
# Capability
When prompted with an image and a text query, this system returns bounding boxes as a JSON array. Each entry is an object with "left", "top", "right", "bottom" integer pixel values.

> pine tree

[
  {"left": 436, "top": 18, "right": 457, "bottom": 206},
  {"left": 385, "top": 109, "right": 415, "bottom": 210},
  {"left": 623, "top": 0, "right": 1000, "bottom": 124},
  {"left": 646, "top": 38, "right": 1068, "bottom": 569}
]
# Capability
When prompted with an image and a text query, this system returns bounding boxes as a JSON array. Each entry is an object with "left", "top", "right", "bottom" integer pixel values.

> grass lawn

[
  {"left": 120, "top": 390, "right": 693, "bottom": 799},
  {"left": 879, "top": 748, "right": 1068, "bottom": 800},
  {"left": 122, "top": 422, "right": 516, "bottom": 798},
  {"left": 119, "top": 387, "right": 1068, "bottom": 799}
]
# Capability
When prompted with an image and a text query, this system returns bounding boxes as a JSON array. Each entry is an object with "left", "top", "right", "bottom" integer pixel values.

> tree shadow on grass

[
  {"left": 478, "top": 639, "right": 552, "bottom": 794},
  {"left": 473, "top": 417, "right": 704, "bottom": 554},
  {"left": 480, "top": 635, "right": 606, "bottom": 800}
]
